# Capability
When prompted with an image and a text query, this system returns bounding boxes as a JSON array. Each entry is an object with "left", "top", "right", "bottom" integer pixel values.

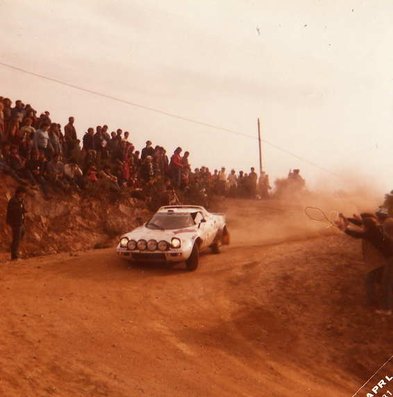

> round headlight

[
  {"left": 158, "top": 240, "right": 169, "bottom": 251},
  {"left": 147, "top": 239, "right": 158, "bottom": 251},
  {"left": 171, "top": 237, "right": 181, "bottom": 249},
  {"left": 127, "top": 240, "right": 137, "bottom": 250},
  {"left": 119, "top": 237, "right": 129, "bottom": 248},
  {"left": 137, "top": 239, "right": 147, "bottom": 251}
]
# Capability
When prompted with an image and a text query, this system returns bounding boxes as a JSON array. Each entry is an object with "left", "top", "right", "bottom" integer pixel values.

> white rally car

[{"left": 116, "top": 205, "right": 230, "bottom": 271}]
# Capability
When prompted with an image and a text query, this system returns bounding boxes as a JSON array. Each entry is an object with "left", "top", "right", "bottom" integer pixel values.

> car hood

[{"left": 122, "top": 225, "right": 198, "bottom": 241}]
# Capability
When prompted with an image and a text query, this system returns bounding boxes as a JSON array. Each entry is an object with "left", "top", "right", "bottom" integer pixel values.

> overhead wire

[{"left": 0, "top": 60, "right": 340, "bottom": 178}]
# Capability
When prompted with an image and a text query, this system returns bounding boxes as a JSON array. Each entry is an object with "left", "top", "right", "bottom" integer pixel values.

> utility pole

[{"left": 257, "top": 118, "right": 263, "bottom": 175}]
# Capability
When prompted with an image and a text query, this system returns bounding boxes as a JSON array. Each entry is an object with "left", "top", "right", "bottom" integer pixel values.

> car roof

[{"left": 157, "top": 205, "right": 207, "bottom": 215}]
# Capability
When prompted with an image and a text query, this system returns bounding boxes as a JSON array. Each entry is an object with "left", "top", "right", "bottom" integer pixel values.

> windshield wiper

[{"left": 147, "top": 222, "right": 165, "bottom": 230}]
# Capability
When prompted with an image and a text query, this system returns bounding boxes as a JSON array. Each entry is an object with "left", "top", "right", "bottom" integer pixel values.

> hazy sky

[{"left": 1, "top": 0, "right": 392, "bottom": 190}]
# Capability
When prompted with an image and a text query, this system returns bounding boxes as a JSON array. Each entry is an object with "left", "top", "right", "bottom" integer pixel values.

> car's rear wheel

[
  {"left": 222, "top": 226, "right": 230, "bottom": 245},
  {"left": 210, "top": 239, "right": 221, "bottom": 254},
  {"left": 186, "top": 243, "right": 199, "bottom": 271},
  {"left": 210, "top": 227, "right": 230, "bottom": 254}
]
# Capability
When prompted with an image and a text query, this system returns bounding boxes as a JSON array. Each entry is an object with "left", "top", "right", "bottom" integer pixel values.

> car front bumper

[{"left": 116, "top": 247, "right": 192, "bottom": 263}]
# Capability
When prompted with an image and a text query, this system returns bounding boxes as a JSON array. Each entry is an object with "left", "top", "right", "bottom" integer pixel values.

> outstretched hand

[{"left": 335, "top": 214, "right": 348, "bottom": 231}]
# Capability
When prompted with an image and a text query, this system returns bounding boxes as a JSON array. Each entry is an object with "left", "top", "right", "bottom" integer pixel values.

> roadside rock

[{"left": 0, "top": 175, "right": 151, "bottom": 258}]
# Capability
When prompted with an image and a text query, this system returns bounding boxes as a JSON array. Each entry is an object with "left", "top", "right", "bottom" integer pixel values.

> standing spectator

[
  {"left": 0, "top": 102, "right": 5, "bottom": 143},
  {"left": 7, "top": 114, "right": 20, "bottom": 144},
  {"left": 101, "top": 125, "right": 110, "bottom": 160},
  {"left": 380, "top": 219, "right": 393, "bottom": 315},
  {"left": 6, "top": 186, "right": 27, "bottom": 260},
  {"left": 93, "top": 126, "right": 104, "bottom": 154},
  {"left": 258, "top": 172, "right": 271, "bottom": 199},
  {"left": 19, "top": 117, "right": 35, "bottom": 143},
  {"left": 34, "top": 122, "right": 51, "bottom": 156},
  {"left": 82, "top": 128, "right": 95, "bottom": 152},
  {"left": 11, "top": 100, "right": 25, "bottom": 123},
  {"left": 227, "top": 169, "right": 237, "bottom": 196},
  {"left": 218, "top": 167, "right": 227, "bottom": 195},
  {"left": 120, "top": 131, "right": 131, "bottom": 161},
  {"left": 169, "top": 147, "right": 183, "bottom": 188},
  {"left": 237, "top": 170, "right": 246, "bottom": 197},
  {"left": 133, "top": 150, "right": 141, "bottom": 176},
  {"left": 108, "top": 131, "right": 120, "bottom": 161},
  {"left": 248, "top": 167, "right": 258, "bottom": 198},
  {"left": 49, "top": 123, "right": 62, "bottom": 156},
  {"left": 2, "top": 98, "right": 12, "bottom": 130},
  {"left": 141, "top": 140, "right": 155, "bottom": 160},
  {"left": 102, "top": 125, "right": 110, "bottom": 143},
  {"left": 181, "top": 151, "right": 191, "bottom": 188},
  {"left": 64, "top": 116, "right": 78, "bottom": 156}
]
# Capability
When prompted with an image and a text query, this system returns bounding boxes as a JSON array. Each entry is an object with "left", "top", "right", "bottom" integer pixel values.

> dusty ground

[{"left": 0, "top": 199, "right": 392, "bottom": 397}]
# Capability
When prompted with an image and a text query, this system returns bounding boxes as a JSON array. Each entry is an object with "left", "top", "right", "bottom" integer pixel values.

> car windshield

[{"left": 146, "top": 213, "right": 195, "bottom": 230}]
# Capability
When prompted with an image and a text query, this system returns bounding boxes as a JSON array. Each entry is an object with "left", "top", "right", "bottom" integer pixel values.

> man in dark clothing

[
  {"left": 6, "top": 186, "right": 27, "bottom": 260},
  {"left": 82, "top": 128, "right": 95, "bottom": 152},
  {"left": 141, "top": 140, "right": 155, "bottom": 160},
  {"left": 64, "top": 116, "right": 77, "bottom": 157},
  {"left": 338, "top": 214, "right": 393, "bottom": 314}
]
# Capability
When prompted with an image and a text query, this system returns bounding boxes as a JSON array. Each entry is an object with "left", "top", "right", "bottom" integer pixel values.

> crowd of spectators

[{"left": 0, "top": 96, "right": 273, "bottom": 207}]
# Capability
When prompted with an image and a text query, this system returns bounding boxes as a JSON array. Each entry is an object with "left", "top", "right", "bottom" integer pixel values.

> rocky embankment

[{"left": 0, "top": 176, "right": 150, "bottom": 258}]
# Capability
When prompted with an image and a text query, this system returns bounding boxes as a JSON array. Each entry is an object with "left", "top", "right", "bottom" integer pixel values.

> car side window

[{"left": 194, "top": 212, "right": 204, "bottom": 224}]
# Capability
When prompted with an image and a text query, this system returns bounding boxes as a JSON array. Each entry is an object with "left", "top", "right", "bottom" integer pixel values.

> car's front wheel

[{"left": 186, "top": 243, "right": 199, "bottom": 271}]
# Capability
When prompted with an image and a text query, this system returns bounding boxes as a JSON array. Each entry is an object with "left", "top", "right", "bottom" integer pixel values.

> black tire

[
  {"left": 211, "top": 226, "right": 230, "bottom": 253},
  {"left": 210, "top": 239, "right": 221, "bottom": 254},
  {"left": 222, "top": 226, "right": 230, "bottom": 245},
  {"left": 186, "top": 243, "right": 199, "bottom": 271}
]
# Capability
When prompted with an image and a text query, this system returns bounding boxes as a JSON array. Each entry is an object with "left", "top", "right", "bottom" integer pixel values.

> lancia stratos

[{"left": 116, "top": 205, "right": 230, "bottom": 271}]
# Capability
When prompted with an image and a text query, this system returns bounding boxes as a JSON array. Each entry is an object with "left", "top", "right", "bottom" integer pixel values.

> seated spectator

[
  {"left": 140, "top": 155, "right": 155, "bottom": 183},
  {"left": 99, "top": 165, "right": 120, "bottom": 192},
  {"left": 46, "top": 154, "right": 68, "bottom": 192},
  {"left": 86, "top": 165, "right": 98, "bottom": 186},
  {"left": 64, "top": 162, "right": 84, "bottom": 190},
  {"left": 8, "top": 145, "right": 35, "bottom": 185},
  {"left": 69, "top": 139, "right": 83, "bottom": 165},
  {"left": 0, "top": 149, "right": 27, "bottom": 185},
  {"left": 26, "top": 151, "right": 50, "bottom": 197}
]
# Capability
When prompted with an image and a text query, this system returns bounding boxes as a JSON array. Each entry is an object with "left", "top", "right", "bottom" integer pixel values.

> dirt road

[{"left": 0, "top": 200, "right": 391, "bottom": 396}]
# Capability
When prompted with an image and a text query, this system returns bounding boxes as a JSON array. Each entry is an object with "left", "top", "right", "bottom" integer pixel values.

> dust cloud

[{"left": 219, "top": 173, "right": 384, "bottom": 248}]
